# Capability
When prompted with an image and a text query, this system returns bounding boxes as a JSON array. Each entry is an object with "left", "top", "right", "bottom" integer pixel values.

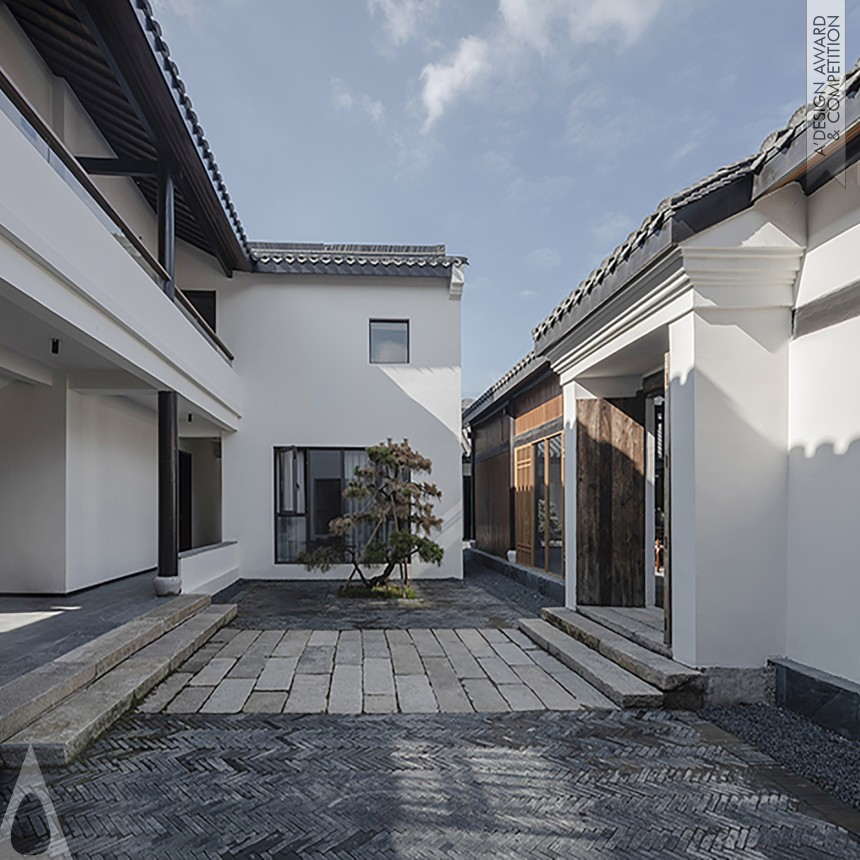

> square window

[{"left": 370, "top": 320, "right": 409, "bottom": 364}]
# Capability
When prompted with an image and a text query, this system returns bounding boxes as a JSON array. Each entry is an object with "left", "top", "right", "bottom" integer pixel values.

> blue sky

[{"left": 152, "top": 0, "right": 860, "bottom": 398}]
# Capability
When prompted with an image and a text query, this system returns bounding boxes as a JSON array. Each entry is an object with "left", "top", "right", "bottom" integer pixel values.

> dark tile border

[
  {"left": 464, "top": 548, "right": 565, "bottom": 604},
  {"left": 693, "top": 716, "right": 860, "bottom": 841},
  {"left": 772, "top": 658, "right": 860, "bottom": 741}
]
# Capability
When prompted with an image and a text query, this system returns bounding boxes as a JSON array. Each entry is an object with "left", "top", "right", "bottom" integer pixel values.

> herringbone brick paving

[{"left": 3, "top": 710, "right": 859, "bottom": 858}]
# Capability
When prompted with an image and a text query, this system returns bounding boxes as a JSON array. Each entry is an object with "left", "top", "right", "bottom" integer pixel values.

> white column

[{"left": 669, "top": 307, "right": 790, "bottom": 668}]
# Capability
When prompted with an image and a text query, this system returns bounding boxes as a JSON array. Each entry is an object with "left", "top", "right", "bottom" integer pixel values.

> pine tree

[{"left": 299, "top": 439, "right": 443, "bottom": 591}]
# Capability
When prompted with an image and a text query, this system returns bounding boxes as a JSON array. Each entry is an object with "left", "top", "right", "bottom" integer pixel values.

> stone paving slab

[
  {"left": 283, "top": 674, "right": 330, "bottom": 713},
  {"left": 15, "top": 710, "right": 858, "bottom": 858},
  {"left": 243, "top": 691, "right": 287, "bottom": 714},
  {"left": 200, "top": 679, "right": 255, "bottom": 714},
  {"left": 255, "top": 657, "right": 298, "bottom": 691},
  {"left": 328, "top": 665, "right": 362, "bottom": 714},
  {"left": 395, "top": 674, "right": 438, "bottom": 713},
  {"left": 138, "top": 626, "right": 616, "bottom": 717}
]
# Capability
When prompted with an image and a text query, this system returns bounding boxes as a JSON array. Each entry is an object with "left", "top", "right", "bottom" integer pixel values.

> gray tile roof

[
  {"left": 462, "top": 351, "right": 550, "bottom": 424},
  {"left": 532, "top": 57, "right": 860, "bottom": 348},
  {"left": 249, "top": 243, "right": 467, "bottom": 276},
  {"left": 136, "top": 0, "right": 251, "bottom": 259}
]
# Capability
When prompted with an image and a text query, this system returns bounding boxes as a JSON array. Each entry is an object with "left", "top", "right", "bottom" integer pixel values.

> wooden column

[{"left": 156, "top": 159, "right": 178, "bottom": 581}]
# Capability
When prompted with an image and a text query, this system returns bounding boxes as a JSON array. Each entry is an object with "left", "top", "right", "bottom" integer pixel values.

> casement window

[
  {"left": 369, "top": 319, "right": 409, "bottom": 364},
  {"left": 274, "top": 447, "right": 370, "bottom": 563}
]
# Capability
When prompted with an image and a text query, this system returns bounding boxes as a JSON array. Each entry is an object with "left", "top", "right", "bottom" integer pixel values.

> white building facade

[
  {"left": 470, "top": 73, "right": 860, "bottom": 720},
  {"left": 0, "top": 1, "right": 464, "bottom": 597}
]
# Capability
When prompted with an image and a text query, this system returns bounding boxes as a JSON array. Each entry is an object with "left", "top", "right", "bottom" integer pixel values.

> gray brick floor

[
  {"left": 213, "top": 575, "right": 535, "bottom": 630},
  {"left": 3, "top": 711, "right": 859, "bottom": 858},
  {"left": 4, "top": 571, "right": 859, "bottom": 857},
  {"left": 138, "top": 626, "right": 617, "bottom": 715}
]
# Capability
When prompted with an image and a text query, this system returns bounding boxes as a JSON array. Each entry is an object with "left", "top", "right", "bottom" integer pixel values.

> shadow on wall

[{"left": 787, "top": 436, "right": 860, "bottom": 683}]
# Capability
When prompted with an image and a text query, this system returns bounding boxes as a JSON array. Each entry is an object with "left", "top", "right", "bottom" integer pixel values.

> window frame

[
  {"left": 274, "top": 446, "right": 368, "bottom": 564},
  {"left": 369, "top": 318, "right": 410, "bottom": 365}
]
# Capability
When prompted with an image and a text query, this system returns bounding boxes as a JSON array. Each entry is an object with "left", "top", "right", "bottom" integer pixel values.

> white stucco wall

[
  {"left": 669, "top": 307, "right": 790, "bottom": 668},
  {"left": 66, "top": 391, "right": 158, "bottom": 591},
  {"left": 0, "top": 377, "right": 67, "bottom": 593},
  {"left": 787, "top": 166, "right": 860, "bottom": 685},
  {"left": 220, "top": 273, "right": 463, "bottom": 580}
]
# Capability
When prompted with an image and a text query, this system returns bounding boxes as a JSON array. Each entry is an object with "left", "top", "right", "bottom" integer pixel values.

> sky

[{"left": 151, "top": 0, "right": 860, "bottom": 399}]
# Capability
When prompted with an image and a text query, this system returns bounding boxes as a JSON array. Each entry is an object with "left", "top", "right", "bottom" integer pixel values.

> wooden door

[
  {"left": 514, "top": 445, "right": 534, "bottom": 566},
  {"left": 576, "top": 396, "right": 645, "bottom": 606}
]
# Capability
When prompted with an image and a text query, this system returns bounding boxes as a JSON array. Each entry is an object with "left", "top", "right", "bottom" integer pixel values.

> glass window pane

[
  {"left": 547, "top": 434, "right": 564, "bottom": 576},
  {"left": 295, "top": 449, "right": 306, "bottom": 514},
  {"left": 370, "top": 320, "right": 408, "bottom": 363},
  {"left": 344, "top": 449, "right": 372, "bottom": 553},
  {"left": 275, "top": 516, "right": 306, "bottom": 562},
  {"left": 277, "top": 449, "right": 294, "bottom": 513},
  {"left": 308, "top": 450, "right": 343, "bottom": 543}
]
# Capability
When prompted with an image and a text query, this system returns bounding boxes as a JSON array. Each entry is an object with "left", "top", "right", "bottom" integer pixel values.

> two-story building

[{"left": 0, "top": 0, "right": 465, "bottom": 598}]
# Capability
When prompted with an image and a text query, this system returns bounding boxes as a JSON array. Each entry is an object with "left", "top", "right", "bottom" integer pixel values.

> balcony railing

[{"left": 0, "top": 65, "right": 233, "bottom": 363}]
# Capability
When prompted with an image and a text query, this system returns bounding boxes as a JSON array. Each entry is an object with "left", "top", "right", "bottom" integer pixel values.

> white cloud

[
  {"left": 330, "top": 79, "right": 385, "bottom": 124},
  {"left": 368, "top": 0, "right": 440, "bottom": 46},
  {"left": 416, "top": 0, "right": 665, "bottom": 130},
  {"left": 420, "top": 36, "right": 491, "bottom": 131},
  {"left": 526, "top": 247, "right": 561, "bottom": 270}
]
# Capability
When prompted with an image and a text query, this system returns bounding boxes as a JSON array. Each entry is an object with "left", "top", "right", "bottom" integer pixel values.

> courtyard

[{"left": 3, "top": 566, "right": 859, "bottom": 858}]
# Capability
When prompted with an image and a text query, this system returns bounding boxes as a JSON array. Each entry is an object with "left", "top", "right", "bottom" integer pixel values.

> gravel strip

[
  {"left": 703, "top": 703, "right": 860, "bottom": 810},
  {"left": 464, "top": 561, "right": 548, "bottom": 617}
]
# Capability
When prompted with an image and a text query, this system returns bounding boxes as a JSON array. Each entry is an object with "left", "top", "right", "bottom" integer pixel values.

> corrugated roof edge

[
  {"left": 135, "top": 0, "right": 251, "bottom": 260},
  {"left": 248, "top": 242, "right": 468, "bottom": 270},
  {"left": 462, "top": 351, "right": 549, "bottom": 425},
  {"left": 532, "top": 56, "right": 860, "bottom": 348}
]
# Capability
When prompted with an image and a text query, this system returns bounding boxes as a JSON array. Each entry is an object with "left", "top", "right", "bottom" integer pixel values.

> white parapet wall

[{"left": 179, "top": 541, "right": 240, "bottom": 595}]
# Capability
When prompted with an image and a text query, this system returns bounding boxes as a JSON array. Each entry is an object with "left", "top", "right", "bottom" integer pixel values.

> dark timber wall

[
  {"left": 576, "top": 395, "right": 645, "bottom": 606},
  {"left": 473, "top": 411, "right": 512, "bottom": 558}
]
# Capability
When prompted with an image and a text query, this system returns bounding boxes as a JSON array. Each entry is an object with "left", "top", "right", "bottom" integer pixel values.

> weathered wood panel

[
  {"left": 514, "top": 394, "right": 563, "bottom": 437},
  {"left": 474, "top": 451, "right": 511, "bottom": 558},
  {"left": 576, "top": 396, "right": 645, "bottom": 607},
  {"left": 514, "top": 445, "right": 534, "bottom": 566},
  {"left": 473, "top": 411, "right": 510, "bottom": 458}
]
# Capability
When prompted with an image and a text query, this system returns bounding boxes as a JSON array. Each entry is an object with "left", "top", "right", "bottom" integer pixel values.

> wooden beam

[{"left": 78, "top": 156, "right": 158, "bottom": 176}]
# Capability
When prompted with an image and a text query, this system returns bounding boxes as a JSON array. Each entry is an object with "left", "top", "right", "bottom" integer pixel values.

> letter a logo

[{"left": 0, "top": 745, "right": 70, "bottom": 858}]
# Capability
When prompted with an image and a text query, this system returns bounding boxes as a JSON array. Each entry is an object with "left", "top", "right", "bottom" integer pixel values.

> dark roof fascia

[
  {"left": 77, "top": 0, "right": 252, "bottom": 274},
  {"left": 754, "top": 89, "right": 860, "bottom": 199},
  {"left": 462, "top": 354, "right": 551, "bottom": 426},
  {"left": 251, "top": 260, "right": 456, "bottom": 278},
  {"left": 249, "top": 244, "right": 467, "bottom": 278},
  {"left": 533, "top": 172, "right": 754, "bottom": 356}
]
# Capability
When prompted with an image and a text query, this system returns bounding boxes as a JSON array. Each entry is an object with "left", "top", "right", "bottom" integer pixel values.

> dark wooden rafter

[
  {"left": 73, "top": 0, "right": 249, "bottom": 274},
  {"left": 5, "top": 0, "right": 249, "bottom": 272},
  {"left": 78, "top": 156, "right": 158, "bottom": 176}
]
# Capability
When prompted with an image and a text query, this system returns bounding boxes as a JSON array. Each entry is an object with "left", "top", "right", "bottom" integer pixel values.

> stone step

[
  {"left": 0, "top": 594, "right": 210, "bottom": 744},
  {"left": 518, "top": 619, "right": 663, "bottom": 709},
  {"left": 0, "top": 604, "right": 236, "bottom": 766},
  {"left": 541, "top": 607, "right": 701, "bottom": 692},
  {"left": 576, "top": 605, "right": 672, "bottom": 658}
]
